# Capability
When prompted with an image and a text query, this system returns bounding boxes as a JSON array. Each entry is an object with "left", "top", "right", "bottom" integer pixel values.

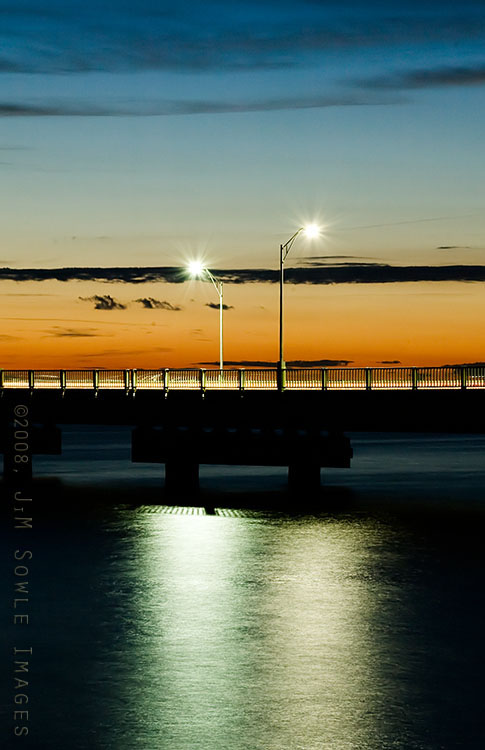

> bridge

[
  {"left": 1, "top": 366, "right": 484, "bottom": 494},
  {"left": 1, "top": 365, "right": 485, "bottom": 392}
]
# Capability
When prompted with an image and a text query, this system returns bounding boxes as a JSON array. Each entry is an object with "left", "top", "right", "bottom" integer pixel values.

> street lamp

[
  {"left": 188, "top": 261, "right": 224, "bottom": 370},
  {"left": 278, "top": 224, "right": 320, "bottom": 390}
]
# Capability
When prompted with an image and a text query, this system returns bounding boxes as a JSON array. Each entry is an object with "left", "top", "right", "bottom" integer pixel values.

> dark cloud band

[
  {"left": 2, "top": 264, "right": 485, "bottom": 286},
  {"left": 198, "top": 359, "right": 353, "bottom": 367}
]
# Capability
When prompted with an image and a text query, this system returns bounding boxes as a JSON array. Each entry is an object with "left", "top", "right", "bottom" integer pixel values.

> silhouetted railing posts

[
  {"left": 123, "top": 369, "right": 130, "bottom": 394},
  {"left": 239, "top": 368, "right": 246, "bottom": 392},
  {"left": 365, "top": 368, "right": 372, "bottom": 391},
  {"left": 412, "top": 368, "right": 418, "bottom": 390},
  {"left": 163, "top": 368, "right": 170, "bottom": 395},
  {"left": 277, "top": 364, "right": 286, "bottom": 393}
]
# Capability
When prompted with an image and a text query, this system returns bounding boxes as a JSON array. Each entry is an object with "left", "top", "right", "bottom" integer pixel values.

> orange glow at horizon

[{"left": 0, "top": 279, "right": 483, "bottom": 370}]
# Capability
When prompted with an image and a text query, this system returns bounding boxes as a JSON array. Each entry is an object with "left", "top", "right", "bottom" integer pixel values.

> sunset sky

[{"left": 1, "top": 0, "right": 484, "bottom": 369}]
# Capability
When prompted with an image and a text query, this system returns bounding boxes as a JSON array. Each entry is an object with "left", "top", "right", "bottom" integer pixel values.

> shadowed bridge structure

[{"left": 1, "top": 366, "right": 484, "bottom": 493}]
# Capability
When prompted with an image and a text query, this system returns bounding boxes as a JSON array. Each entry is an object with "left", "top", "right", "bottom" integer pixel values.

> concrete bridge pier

[{"left": 131, "top": 425, "right": 352, "bottom": 497}]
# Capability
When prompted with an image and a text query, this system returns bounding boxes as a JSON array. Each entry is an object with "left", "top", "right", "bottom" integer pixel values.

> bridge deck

[{"left": 1, "top": 366, "right": 484, "bottom": 391}]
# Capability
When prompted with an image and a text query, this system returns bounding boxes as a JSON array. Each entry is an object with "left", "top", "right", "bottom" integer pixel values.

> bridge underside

[
  {"left": 1, "top": 389, "right": 484, "bottom": 493},
  {"left": 0, "top": 388, "right": 483, "bottom": 430}
]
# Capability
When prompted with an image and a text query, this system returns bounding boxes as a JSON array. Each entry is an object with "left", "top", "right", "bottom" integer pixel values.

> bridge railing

[
  {"left": 98, "top": 370, "right": 126, "bottom": 389},
  {"left": 0, "top": 366, "right": 484, "bottom": 391},
  {"left": 2, "top": 370, "right": 30, "bottom": 388},
  {"left": 416, "top": 367, "right": 460, "bottom": 389},
  {"left": 244, "top": 369, "right": 278, "bottom": 390},
  {"left": 326, "top": 368, "right": 368, "bottom": 390},
  {"left": 468, "top": 366, "right": 485, "bottom": 388},
  {"left": 166, "top": 369, "right": 202, "bottom": 390},
  {"left": 66, "top": 370, "right": 96, "bottom": 389},
  {"left": 135, "top": 370, "right": 163, "bottom": 389},
  {"left": 286, "top": 368, "right": 321, "bottom": 389},
  {"left": 204, "top": 369, "right": 240, "bottom": 390}
]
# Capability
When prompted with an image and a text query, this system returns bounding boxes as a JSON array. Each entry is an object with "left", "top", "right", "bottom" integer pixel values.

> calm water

[{"left": 1, "top": 428, "right": 484, "bottom": 749}]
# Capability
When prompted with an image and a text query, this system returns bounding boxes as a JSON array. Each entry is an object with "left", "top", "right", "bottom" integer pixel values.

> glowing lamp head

[
  {"left": 188, "top": 260, "right": 205, "bottom": 278},
  {"left": 303, "top": 223, "right": 320, "bottom": 239}
]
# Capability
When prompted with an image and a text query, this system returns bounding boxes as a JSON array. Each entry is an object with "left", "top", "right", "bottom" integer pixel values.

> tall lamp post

[
  {"left": 278, "top": 224, "right": 320, "bottom": 390},
  {"left": 188, "top": 262, "right": 224, "bottom": 370}
]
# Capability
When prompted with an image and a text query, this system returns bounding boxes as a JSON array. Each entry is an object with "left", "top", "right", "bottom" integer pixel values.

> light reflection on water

[
  {"left": 1, "top": 431, "right": 485, "bottom": 748},
  {"left": 3, "top": 507, "right": 479, "bottom": 750},
  {"left": 132, "top": 515, "right": 379, "bottom": 749},
  {"left": 101, "top": 514, "right": 385, "bottom": 750}
]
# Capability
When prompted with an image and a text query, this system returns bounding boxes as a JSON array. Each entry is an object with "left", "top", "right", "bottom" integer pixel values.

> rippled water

[{"left": 1, "top": 430, "right": 484, "bottom": 749}]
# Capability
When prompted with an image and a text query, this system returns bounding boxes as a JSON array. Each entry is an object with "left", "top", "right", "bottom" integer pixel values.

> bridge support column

[
  {"left": 288, "top": 463, "right": 321, "bottom": 493},
  {"left": 165, "top": 460, "right": 199, "bottom": 495}
]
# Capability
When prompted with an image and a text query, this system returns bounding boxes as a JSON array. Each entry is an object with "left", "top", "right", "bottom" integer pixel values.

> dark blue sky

[
  {"left": 0, "top": 1, "right": 484, "bottom": 369},
  {"left": 2, "top": 1, "right": 484, "bottom": 258},
  {"left": 1, "top": 0, "right": 485, "bottom": 113},
  {"left": 1, "top": 1, "right": 484, "bottom": 261}
]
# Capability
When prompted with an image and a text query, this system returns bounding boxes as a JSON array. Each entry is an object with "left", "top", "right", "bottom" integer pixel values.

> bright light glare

[
  {"left": 304, "top": 223, "right": 320, "bottom": 239},
  {"left": 188, "top": 260, "right": 205, "bottom": 277}
]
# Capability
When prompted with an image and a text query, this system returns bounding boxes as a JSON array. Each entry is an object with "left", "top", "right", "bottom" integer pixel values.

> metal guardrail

[{"left": 0, "top": 367, "right": 484, "bottom": 391}]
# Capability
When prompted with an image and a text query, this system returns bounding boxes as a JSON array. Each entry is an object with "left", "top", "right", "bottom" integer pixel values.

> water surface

[{"left": 1, "top": 430, "right": 484, "bottom": 749}]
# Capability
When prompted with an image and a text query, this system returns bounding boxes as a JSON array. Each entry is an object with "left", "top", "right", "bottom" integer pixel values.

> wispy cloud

[
  {"left": 2, "top": 4, "right": 484, "bottom": 120},
  {"left": 298, "top": 255, "right": 379, "bottom": 265},
  {"left": 341, "top": 215, "right": 474, "bottom": 231},
  {"left": 46, "top": 326, "right": 102, "bottom": 338},
  {"left": 190, "top": 328, "right": 211, "bottom": 341},
  {"left": 298, "top": 259, "right": 382, "bottom": 268},
  {"left": 442, "top": 361, "right": 485, "bottom": 368},
  {"left": 0, "top": 102, "right": 130, "bottom": 117},
  {"left": 436, "top": 245, "right": 476, "bottom": 250},
  {"left": 286, "top": 359, "right": 353, "bottom": 367},
  {"left": 135, "top": 297, "right": 182, "bottom": 310},
  {"left": 3, "top": 292, "right": 55, "bottom": 296},
  {"left": 1, "top": 3, "right": 483, "bottom": 76},
  {"left": 357, "top": 64, "right": 485, "bottom": 91},
  {"left": 79, "top": 294, "right": 127, "bottom": 310},
  {"left": 78, "top": 346, "right": 173, "bottom": 358},
  {"left": 0, "top": 93, "right": 398, "bottom": 118}
]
